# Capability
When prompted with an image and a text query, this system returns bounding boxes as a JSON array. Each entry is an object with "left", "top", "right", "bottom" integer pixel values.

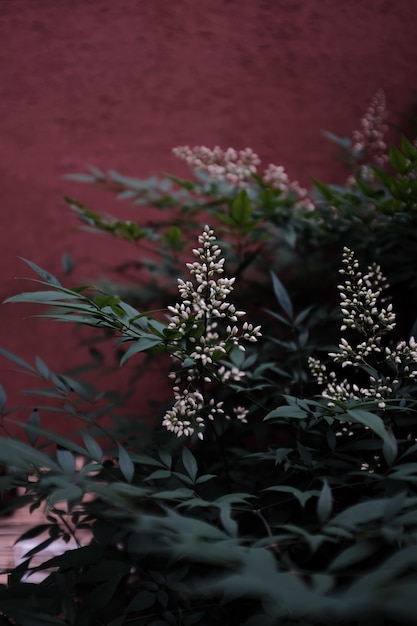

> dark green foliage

[{"left": 1, "top": 101, "right": 417, "bottom": 625}]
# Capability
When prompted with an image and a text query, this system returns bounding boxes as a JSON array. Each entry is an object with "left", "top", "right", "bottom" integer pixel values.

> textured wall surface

[{"left": 0, "top": 0, "right": 416, "bottom": 430}]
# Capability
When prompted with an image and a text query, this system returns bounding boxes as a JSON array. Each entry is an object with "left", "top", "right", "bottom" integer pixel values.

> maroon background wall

[{"left": 1, "top": 0, "right": 416, "bottom": 432}]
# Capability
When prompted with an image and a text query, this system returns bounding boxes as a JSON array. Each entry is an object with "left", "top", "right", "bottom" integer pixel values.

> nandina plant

[
  {"left": 64, "top": 90, "right": 417, "bottom": 320},
  {"left": 1, "top": 222, "right": 417, "bottom": 625},
  {"left": 1, "top": 92, "right": 417, "bottom": 625}
]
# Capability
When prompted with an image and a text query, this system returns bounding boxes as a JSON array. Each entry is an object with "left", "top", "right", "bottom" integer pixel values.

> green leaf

[
  {"left": 329, "top": 498, "right": 407, "bottom": 528},
  {"left": 218, "top": 502, "right": 238, "bottom": 537},
  {"left": 126, "top": 590, "right": 156, "bottom": 612},
  {"left": 98, "top": 483, "right": 149, "bottom": 504},
  {"left": 127, "top": 452, "right": 164, "bottom": 467},
  {"left": 145, "top": 469, "right": 172, "bottom": 481},
  {"left": 274, "top": 447, "right": 293, "bottom": 465},
  {"left": 61, "top": 251, "right": 75, "bottom": 275},
  {"left": 164, "top": 173, "right": 196, "bottom": 189},
  {"left": 317, "top": 480, "right": 332, "bottom": 523},
  {"left": 195, "top": 473, "right": 217, "bottom": 484},
  {"left": 0, "top": 347, "right": 37, "bottom": 374},
  {"left": 82, "top": 433, "right": 103, "bottom": 462},
  {"left": 388, "top": 463, "right": 417, "bottom": 482},
  {"left": 149, "top": 488, "right": 194, "bottom": 500},
  {"left": 346, "top": 545, "right": 417, "bottom": 597},
  {"left": 26, "top": 409, "right": 41, "bottom": 446},
  {"left": 120, "top": 335, "right": 163, "bottom": 365},
  {"left": 159, "top": 449, "right": 172, "bottom": 469},
  {"left": 35, "top": 355, "right": 49, "bottom": 379},
  {"left": 0, "top": 385, "right": 6, "bottom": 414},
  {"left": 297, "top": 441, "right": 313, "bottom": 466},
  {"left": 270, "top": 271, "right": 293, "bottom": 320},
  {"left": 264, "top": 485, "right": 320, "bottom": 508},
  {"left": 93, "top": 294, "right": 121, "bottom": 309},
  {"left": 65, "top": 173, "right": 96, "bottom": 182},
  {"left": 48, "top": 484, "right": 83, "bottom": 505},
  {"left": 182, "top": 446, "right": 198, "bottom": 482},
  {"left": 217, "top": 212, "right": 240, "bottom": 227},
  {"left": 383, "top": 491, "right": 408, "bottom": 523},
  {"left": 329, "top": 540, "right": 377, "bottom": 572},
  {"left": 118, "top": 443, "right": 135, "bottom": 483},
  {"left": 382, "top": 429, "right": 398, "bottom": 466},
  {"left": 56, "top": 449, "right": 76, "bottom": 475},
  {"left": 346, "top": 408, "right": 393, "bottom": 449},
  {"left": 311, "top": 177, "right": 335, "bottom": 201},
  {"left": 265, "top": 404, "right": 307, "bottom": 420},
  {"left": 322, "top": 131, "right": 351, "bottom": 149},
  {"left": 4, "top": 290, "right": 82, "bottom": 305},
  {"left": 19, "top": 258, "right": 62, "bottom": 287},
  {"left": 294, "top": 305, "right": 314, "bottom": 327},
  {"left": 15, "top": 422, "right": 87, "bottom": 457},
  {"left": 230, "top": 189, "right": 252, "bottom": 225},
  {"left": 389, "top": 145, "right": 408, "bottom": 173},
  {"left": 214, "top": 493, "right": 255, "bottom": 506},
  {"left": 88, "top": 577, "right": 124, "bottom": 610},
  {"left": 0, "top": 437, "right": 61, "bottom": 472},
  {"left": 165, "top": 225, "right": 185, "bottom": 250},
  {"left": 401, "top": 134, "right": 417, "bottom": 159}
]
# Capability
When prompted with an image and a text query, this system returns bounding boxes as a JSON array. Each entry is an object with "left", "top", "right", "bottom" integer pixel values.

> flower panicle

[
  {"left": 162, "top": 225, "right": 261, "bottom": 439},
  {"left": 352, "top": 88, "right": 388, "bottom": 170},
  {"left": 262, "top": 163, "right": 314, "bottom": 211},
  {"left": 309, "top": 247, "right": 417, "bottom": 408},
  {"left": 173, "top": 145, "right": 314, "bottom": 211},
  {"left": 172, "top": 145, "right": 260, "bottom": 188}
]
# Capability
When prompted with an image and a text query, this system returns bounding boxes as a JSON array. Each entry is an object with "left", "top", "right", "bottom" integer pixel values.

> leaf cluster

[{"left": 1, "top": 109, "right": 417, "bottom": 625}]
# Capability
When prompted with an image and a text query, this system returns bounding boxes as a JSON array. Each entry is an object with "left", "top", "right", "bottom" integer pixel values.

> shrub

[{"left": 0, "top": 91, "right": 417, "bottom": 625}]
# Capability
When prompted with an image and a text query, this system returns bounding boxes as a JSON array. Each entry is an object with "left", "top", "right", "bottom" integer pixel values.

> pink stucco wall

[{"left": 1, "top": 1, "right": 416, "bottom": 432}]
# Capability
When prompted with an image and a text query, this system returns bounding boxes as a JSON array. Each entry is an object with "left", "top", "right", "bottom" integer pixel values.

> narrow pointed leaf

[
  {"left": 270, "top": 271, "right": 293, "bottom": 319},
  {"left": 346, "top": 409, "right": 393, "bottom": 448},
  {"left": 82, "top": 433, "right": 103, "bottom": 462},
  {"left": 317, "top": 480, "right": 332, "bottom": 523},
  {"left": 57, "top": 449, "right": 76, "bottom": 475},
  {"left": 265, "top": 485, "right": 320, "bottom": 508},
  {"left": 120, "top": 335, "right": 163, "bottom": 365},
  {"left": 0, "top": 385, "right": 6, "bottom": 413},
  {"left": 19, "top": 258, "right": 62, "bottom": 286},
  {"left": 182, "top": 446, "right": 198, "bottom": 482},
  {"left": 118, "top": 443, "right": 135, "bottom": 483},
  {"left": 0, "top": 347, "right": 37, "bottom": 373},
  {"left": 26, "top": 409, "right": 41, "bottom": 446}
]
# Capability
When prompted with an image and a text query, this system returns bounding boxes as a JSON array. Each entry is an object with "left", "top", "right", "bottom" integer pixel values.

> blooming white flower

[
  {"left": 173, "top": 145, "right": 314, "bottom": 211},
  {"left": 162, "top": 226, "right": 261, "bottom": 438},
  {"left": 172, "top": 145, "right": 260, "bottom": 188},
  {"left": 262, "top": 163, "right": 314, "bottom": 211},
  {"left": 352, "top": 89, "right": 388, "bottom": 172},
  {"left": 309, "top": 247, "right": 417, "bottom": 407}
]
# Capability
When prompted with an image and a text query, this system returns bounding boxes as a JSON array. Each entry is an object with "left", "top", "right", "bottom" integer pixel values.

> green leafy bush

[{"left": 1, "top": 91, "right": 417, "bottom": 625}]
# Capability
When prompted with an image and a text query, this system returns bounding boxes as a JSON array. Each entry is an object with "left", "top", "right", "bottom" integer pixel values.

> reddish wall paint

[{"left": 1, "top": 1, "right": 416, "bottom": 433}]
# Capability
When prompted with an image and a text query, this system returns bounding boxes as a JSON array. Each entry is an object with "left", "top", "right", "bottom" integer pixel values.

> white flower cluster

[
  {"left": 352, "top": 89, "right": 388, "bottom": 169},
  {"left": 172, "top": 145, "right": 260, "bottom": 188},
  {"left": 262, "top": 164, "right": 314, "bottom": 212},
  {"left": 173, "top": 145, "right": 314, "bottom": 211},
  {"left": 162, "top": 226, "right": 261, "bottom": 439},
  {"left": 405, "top": 138, "right": 417, "bottom": 181},
  {"left": 309, "top": 247, "right": 417, "bottom": 408}
]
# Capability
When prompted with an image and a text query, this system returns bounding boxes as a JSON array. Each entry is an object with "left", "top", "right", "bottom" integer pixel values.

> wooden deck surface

[
  {"left": 0, "top": 505, "right": 46, "bottom": 583},
  {"left": 0, "top": 502, "right": 90, "bottom": 584}
]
